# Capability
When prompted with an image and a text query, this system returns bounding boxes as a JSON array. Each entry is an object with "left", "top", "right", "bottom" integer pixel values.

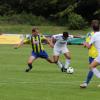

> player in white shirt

[
  {"left": 80, "top": 20, "right": 99, "bottom": 88},
  {"left": 52, "top": 32, "right": 78, "bottom": 72},
  {"left": 83, "top": 24, "right": 100, "bottom": 81}
]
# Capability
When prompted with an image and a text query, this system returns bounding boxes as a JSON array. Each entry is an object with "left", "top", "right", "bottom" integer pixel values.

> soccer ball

[{"left": 67, "top": 67, "right": 74, "bottom": 74}]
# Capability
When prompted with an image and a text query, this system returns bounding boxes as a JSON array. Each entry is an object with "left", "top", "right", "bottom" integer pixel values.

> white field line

[{"left": 0, "top": 80, "right": 99, "bottom": 85}]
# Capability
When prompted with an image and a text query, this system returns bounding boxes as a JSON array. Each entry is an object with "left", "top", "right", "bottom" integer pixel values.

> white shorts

[
  {"left": 94, "top": 55, "right": 100, "bottom": 64},
  {"left": 53, "top": 47, "right": 69, "bottom": 56}
]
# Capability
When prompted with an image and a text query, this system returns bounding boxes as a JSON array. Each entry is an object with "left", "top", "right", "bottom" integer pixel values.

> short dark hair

[
  {"left": 32, "top": 27, "right": 38, "bottom": 32},
  {"left": 91, "top": 20, "right": 100, "bottom": 31},
  {"left": 63, "top": 32, "right": 69, "bottom": 37}
]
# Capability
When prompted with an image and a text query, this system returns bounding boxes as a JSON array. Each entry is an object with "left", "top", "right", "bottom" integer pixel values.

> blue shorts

[
  {"left": 31, "top": 50, "right": 48, "bottom": 59},
  {"left": 89, "top": 57, "right": 95, "bottom": 64}
]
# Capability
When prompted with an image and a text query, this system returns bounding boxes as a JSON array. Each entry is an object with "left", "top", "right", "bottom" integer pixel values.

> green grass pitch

[{"left": 0, "top": 44, "right": 100, "bottom": 100}]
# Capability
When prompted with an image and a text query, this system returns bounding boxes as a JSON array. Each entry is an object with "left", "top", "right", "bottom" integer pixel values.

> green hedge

[{"left": 0, "top": 13, "right": 54, "bottom": 25}]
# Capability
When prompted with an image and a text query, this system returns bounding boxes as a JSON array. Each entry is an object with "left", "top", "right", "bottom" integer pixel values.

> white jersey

[
  {"left": 52, "top": 34, "right": 73, "bottom": 48},
  {"left": 52, "top": 34, "right": 73, "bottom": 55},
  {"left": 89, "top": 32, "right": 100, "bottom": 55}
]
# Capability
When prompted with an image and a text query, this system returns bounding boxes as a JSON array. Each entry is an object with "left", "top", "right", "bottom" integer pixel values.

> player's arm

[
  {"left": 68, "top": 34, "right": 80, "bottom": 39},
  {"left": 51, "top": 36, "right": 56, "bottom": 44},
  {"left": 72, "top": 34, "right": 85, "bottom": 38},
  {"left": 14, "top": 34, "right": 30, "bottom": 49},
  {"left": 83, "top": 33, "right": 90, "bottom": 47},
  {"left": 44, "top": 37, "right": 54, "bottom": 48},
  {"left": 83, "top": 42, "right": 92, "bottom": 49},
  {"left": 84, "top": 35, "right": 95, "bottom": 49},
  {"left": 14, "top": 39, "right": 24, "bottom": 49}
]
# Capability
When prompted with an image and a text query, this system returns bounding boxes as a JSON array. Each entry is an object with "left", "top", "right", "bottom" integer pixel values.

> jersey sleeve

[
  {"left": 40, "top": 35, "right": 46, "bottom": 40},
  {"left": 23, "top": 34, "right": 31, "bottom": 43},
  {"left": 89, "top": 35, "right": 95, "bottom": 45},
  {"left": 68, "top": 35, "right": 74, "bottom": 39},
  {"left": 52, "top": 34, "right": 62, "bottom": 40},
  {"left": 85, "top": 32, "right": 91, "bottom": 43}
]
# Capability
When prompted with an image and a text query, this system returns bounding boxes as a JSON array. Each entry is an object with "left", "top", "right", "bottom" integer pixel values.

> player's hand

[
  {"left": 83, "top": 42, "right": 90, "bottom": 48},
  {"left": 14, "top": 44, "right": 18, "bottom": 49},
  {"left": 81, "top": 35, "right": 85, "bottom": 39},
  {"left": 83, "top": 42, "right": 86, "bottom": 47},
  {"left": 50, "top": 44, "right": 54, "bottom": 48},
  {"left": 14, "top": 46, "right": 18, "bottom": 49}
]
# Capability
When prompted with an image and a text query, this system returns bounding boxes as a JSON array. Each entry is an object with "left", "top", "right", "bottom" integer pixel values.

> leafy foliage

[
  {"left": 68, "top": 13, "right": 87, "bottom": 30},
  {"left": 0, "top": 0, "right": 100, "bottom": 29},
  {"left": 0, "top": 13, "right": 54, "bottom": 25}
]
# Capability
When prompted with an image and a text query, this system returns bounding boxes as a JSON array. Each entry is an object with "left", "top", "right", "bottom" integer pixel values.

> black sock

[{"left": 28, "top": 64, "right": 32, "bottom": 69}]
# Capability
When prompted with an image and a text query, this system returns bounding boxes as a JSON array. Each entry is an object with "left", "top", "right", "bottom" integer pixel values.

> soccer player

[
  {"left": 80, "top": 19, "right": 100, "bottom": 88},
  {"left": 15, "top": 27, "right": 55, "bottom": 72},
  {"left": 51, "top": 32, "right": 80, "bottom": 72}
]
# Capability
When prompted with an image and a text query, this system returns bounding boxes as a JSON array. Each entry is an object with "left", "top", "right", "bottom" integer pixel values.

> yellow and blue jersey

[
  {"left": 24, "top": 34, "right": 46, "bottom": 53},
  {"left": 86, "top": 32, "right": 98, "bottom": 58}
]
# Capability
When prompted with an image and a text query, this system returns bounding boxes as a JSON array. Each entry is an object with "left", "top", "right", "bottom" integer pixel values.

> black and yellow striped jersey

[{"left": 23, "top": 34, "right": 46, "bottom": 53}]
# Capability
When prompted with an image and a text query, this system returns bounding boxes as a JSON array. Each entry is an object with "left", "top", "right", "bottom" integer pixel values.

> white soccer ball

[{"left": 67, "top": 67, "right": 74, "bottom": 74}]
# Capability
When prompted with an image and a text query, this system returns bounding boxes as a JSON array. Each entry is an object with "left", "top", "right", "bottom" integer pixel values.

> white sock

[
  {"left": 57, "top": 60, "right": 63, "bottom": 68},
  {"left": 92, "top": 68, "right": 100, "bottom": 78},
  {"left": 64, "top": 59, "right": 70, "bottom": 69}
]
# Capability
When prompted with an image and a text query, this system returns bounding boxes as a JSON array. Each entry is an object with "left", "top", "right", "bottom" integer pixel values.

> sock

[
  {"left": 64, "top": 59, "right": 70, "bottom": 69},
  {"left": 92, "top": 68, "right": 100, "bottom": 78},
  {"left": 85, "top": 70, "right": 93, "bottom": 84},
  {"left": 57, "top": 60, "right": 63, "bottom": 68},
  {"left": 28, "top": 64, "right": 32, "bottom": 69}
]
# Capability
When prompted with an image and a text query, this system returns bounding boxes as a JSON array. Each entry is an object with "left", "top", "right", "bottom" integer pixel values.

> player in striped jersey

[{"left": 15, "top": 27, "right": 55, "bottom": 72}]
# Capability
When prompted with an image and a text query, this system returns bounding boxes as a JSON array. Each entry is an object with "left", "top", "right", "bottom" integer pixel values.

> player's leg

[
  {"left": 39, "top": 50, "right": 54, "bottom": 63},
  {"left": 52, "top": 55, "right": 65, "bottom": 72},
  {"left": 63, "top": 51, "right": 71, "bottom": 70},
  {"left": 86, "top": 70, "right": 93, "bottom": 84},
  {"left": 90, "top": 59, "right": 100, "bottom": 78},
  {"left": 39, "top": 50, "right": 63, "bottom": 71},
  {"left": 46, "top": 53, "right": 63, "bottom": 68},
  {"left": 61, "top": 47, "right": 71, "bottom": 71},
  {"left": 80, "top": 57, "right": 94, "bottom": 88},
  {"left": 52, "top": 48, "right": 64, "bottom": 71},
  {"left": 80, "top": 70, "right": 93, "bottom": 88},
  {"left": 41, "top": 47, "right": 63, "bottom": 68},
  {"left": 41, "top": 48, "right": 63, "bottom": 71},
  {"left": 85, "top": 60, "right": 94, "bottom": 84},
  {"left": 25, "top": 52, "right": 37, "bottom": 72},
  {"left": 80, "top": 57, "right": 100, "bottom": 88}
]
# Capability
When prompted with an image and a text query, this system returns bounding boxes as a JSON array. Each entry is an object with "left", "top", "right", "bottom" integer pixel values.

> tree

[{"left": 76, "top": 0, "right": 100, "bottom": 20}]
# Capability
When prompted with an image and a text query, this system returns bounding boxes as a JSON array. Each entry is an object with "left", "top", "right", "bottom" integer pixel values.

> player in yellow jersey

[
  {"left": 15, "top": 27, "right": 55, "bottom": 72},
  {"left": 80, "top": 20, "right": 99, "bottom": 88}
]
